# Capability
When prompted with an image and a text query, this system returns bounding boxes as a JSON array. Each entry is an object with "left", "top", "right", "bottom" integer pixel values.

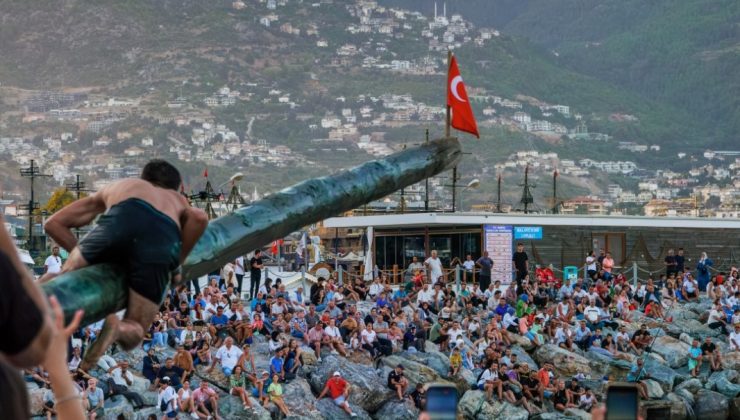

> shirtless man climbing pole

[{"left": 42, "top": 159, "right": 209, "bottom": 368}]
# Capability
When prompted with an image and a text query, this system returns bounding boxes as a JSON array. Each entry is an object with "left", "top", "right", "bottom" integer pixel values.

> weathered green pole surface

[{"left": 42, "top": 137, "right": 462, "bottom": 325}]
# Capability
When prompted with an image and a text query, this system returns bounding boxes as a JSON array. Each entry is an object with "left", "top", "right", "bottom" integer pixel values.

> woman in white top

[
  {"left": 177, "top": 381, "right": 194, "bottom": 416},
  {"left": 586, "top": 251, "right": 598, "bottom": 280},
  {"left": 324, "top": 319, "right": 348, "bottom": 356}
]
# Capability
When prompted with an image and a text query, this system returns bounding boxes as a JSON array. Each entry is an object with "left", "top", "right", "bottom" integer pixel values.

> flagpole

[{"left": 445, "top": 49, "right": 452, "bottom": 138}]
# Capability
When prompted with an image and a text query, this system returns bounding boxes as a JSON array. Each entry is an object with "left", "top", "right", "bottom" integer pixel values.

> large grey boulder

[
  {"left": 380, "top": 354, "right": 446, "bottom": 389},
  {"left": 315, "top": 398, "right": 372, "bottom": 420},
  {"left": 706, "top": 369, "right": 740, "bottom": 399},
  {"left": 278, "top": 377, "right": 324, "bottom": 419},
  {"left": 509, "top": 333, "right": 536, "bottom": 351},
  {"left": 675, "top": 378, "right": 704, "bottom": 394},
  {"left": 665, "top": 318, "right": 720, "bottom": 340},
  {"left": 307, "top": 354, "right": 393, "bottom": 413},
  {"left": 103, "top": 395, "right": 135, "bottom": 419},
  {"left": 218, "top": 394, "right": 272, "bottom": 420},
  {"left": 372, "top": 398, "right": 419, "bottom": 420},
  {"left": 643, "top": 379, "right": 665, "bottom": 399},
  {"left": 650, "top": 335, "right": 690, "bottom": 368},
  {"left": 534, "top": 344, "right": 592, "bottom": 377},
  {"left": 722, "top": 351, "right": 740, "bottom": 371},
  {"left": 511, "top": 344, "right": 539, "bottom": 369},
  {"left": 458, "top": 390, "right": 529, "bottom": 420},
  {"left": 562, "top": 408, "right": 591, "bottom": 420},
  {"left": 693, "top": 389, "right": 730, "bottom": 420},
  {"left": 641, "top": 357, "right": 682, "bottom": 392},
  {"left": 194, "top": 364, "right": 230, "bottom": 391}
]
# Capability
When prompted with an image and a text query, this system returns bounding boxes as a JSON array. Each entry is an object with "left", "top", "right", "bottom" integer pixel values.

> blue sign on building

[{"left": 514, "top": 226, "right": 543, "bottom": 240}]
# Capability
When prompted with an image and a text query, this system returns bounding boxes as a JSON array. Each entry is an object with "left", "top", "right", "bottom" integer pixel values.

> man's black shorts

[{"left": 78, "top": 198, "right": 181, "bottom": 304}]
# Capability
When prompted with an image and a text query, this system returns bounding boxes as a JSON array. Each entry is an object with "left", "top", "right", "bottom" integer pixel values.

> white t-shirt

[
  {"left": 361, "top": 329, "right": 377, "bottom": 345},
  {"left": 463, "top": 260, "right": 475, "bottom": 271},
  {"left": 586, "top": 256, "right": 597, "bottom": 271},
  {"left": 417, "top": 288, "right": 434, "bottom": 304},
  {"left": 707, "top": 309, "right": 724, "bottom": 325},
  {"left": 158, "top": 386, "right": 177, "bottom": 413},
  {"left": 369, "top": 282, "right": 384, "bottom": 296},
  {"left": 45, "top": 255, "right": 63, "bottom": 274},
  {"left": 729, "top": 331, "right": 740, "bottom": 350},
  {"left": 215, "top": 345, "right": 243, "bottom": 370},
  {"left": 324, "top": 326, "right": 341, "bottom": 338},
  {"left": 234, "top": 257, "right": 245, "bottom": 275},
  {"left": 585, "top": 306, "right": 600, "bottom": 323},
  {"left": 477, "top": 369, "right": 495, "bottom": 387},
  {"left": 425, "top": 257, "right": 443, "bottom": 282}
]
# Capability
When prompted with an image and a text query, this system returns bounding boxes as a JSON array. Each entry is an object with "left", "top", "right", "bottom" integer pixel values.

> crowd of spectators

[{"left": 23, "top": 244, "right": 740, "bottom": 419}]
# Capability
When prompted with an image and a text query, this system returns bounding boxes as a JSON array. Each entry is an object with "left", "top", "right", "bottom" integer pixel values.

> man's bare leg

[
  {"left": 117, "top": 289, "right": 159, "bottom": 350},
  {"left": 81, "top": 289, "right": 157, "bottom": 370}
]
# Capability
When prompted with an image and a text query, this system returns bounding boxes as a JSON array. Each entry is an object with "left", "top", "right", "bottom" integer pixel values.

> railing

[{"left": 306, "top": 259, "right": 735, "bottom": 291}]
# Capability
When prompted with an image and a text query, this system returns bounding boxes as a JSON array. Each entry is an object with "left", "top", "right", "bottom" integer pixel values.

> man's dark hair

[{"left": 141, "top": 159, "right": 182, "bottom": 191}]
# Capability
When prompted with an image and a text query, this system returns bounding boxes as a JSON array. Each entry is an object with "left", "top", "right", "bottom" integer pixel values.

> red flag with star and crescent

[{"left": 447, "top": 55, "right": 479, "bottom": 138}]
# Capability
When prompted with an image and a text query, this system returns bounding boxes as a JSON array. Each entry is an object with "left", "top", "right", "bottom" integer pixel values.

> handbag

[{"left": 160, "top": 396, "right": 170, "bottom": 412}]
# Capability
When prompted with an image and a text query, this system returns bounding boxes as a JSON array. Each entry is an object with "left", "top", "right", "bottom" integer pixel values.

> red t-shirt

[{"left": 326, "top": 377, "right": 348, "bottom": 399}]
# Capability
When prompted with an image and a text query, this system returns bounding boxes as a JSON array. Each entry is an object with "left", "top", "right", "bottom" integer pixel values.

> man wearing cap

[
  {"left": 318, "top": 371, "right": 358, "bottom": 417},
  {"left": 387, "top": 364, "right": 409, "bottom": 401},
  {"left": 157, "top": 376, "right": 178, "bottom": 419}
]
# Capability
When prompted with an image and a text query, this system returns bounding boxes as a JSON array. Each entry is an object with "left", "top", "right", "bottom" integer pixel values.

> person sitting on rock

[
  {"left": 574, "top": 320, "right": 592, "bottom": 351},
  {"left": 317, "top": 371, "right": 358, "bottom": 417},
  {"left": 552, "top": 380, "right": 576, "bottom": 412},
  {"left": 478, "top": 361, "right": 504, "bottom": 401},
  {"left": 579, "top": 387, "right": 596, "bottom": 412},
  {"left": 498, "top": 363, "right": 535, "bottom": 414},
  {"left": 387, "top": 364, "right": 409, "bottom": 401},
  {"left": 730, "top": 323, "right": 740, "bottom": 351},
  {"left": 626, "top": 358, "right": 650, "bottom": 399},
  {"left": 41, "top": 160, "right": 209, "bottom": 369},
  {"left": 700, "top": 336, "right": 722, "bottom": 372},
  {"left": 307, "top": 321, "right": 327, "bottom": 362},
  {"left": 564, "top": 377, "right": 584, "bottom": 406},
  {"left": 688, "top": 338, "right": 703, "bottom": 377},
  {"left": 707, "top": 302, "right": 729, "bottom": 335},
  {"left": 449, "top": 346, "right": 463, "bottom": 376},
  {"left": 267, "top": 373, "right": 291, "bottom": 416},
  {"left": 631, "top": 324, "right": 652, "bottom": 355},
  {"left": 681, "top": 274, "right": 699, "bottom": 301},
  {"left": 191, "top": 380, "right": 221, "bottom": 420},
  {"left": 229, "top": 365, "right": 255, "bottom": 412}
]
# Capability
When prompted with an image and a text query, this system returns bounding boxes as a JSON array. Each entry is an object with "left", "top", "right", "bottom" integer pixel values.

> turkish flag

[
  {"left": 203, "top": 167, "right": 208, "bottom": 178},
  {"left": 447, "top": 55, "right": 479, "bottom": 138}
]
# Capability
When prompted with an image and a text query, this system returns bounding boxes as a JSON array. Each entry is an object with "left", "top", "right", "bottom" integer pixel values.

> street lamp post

[{"left": 460, "top": 178, "right": 480, "bottom": 212}]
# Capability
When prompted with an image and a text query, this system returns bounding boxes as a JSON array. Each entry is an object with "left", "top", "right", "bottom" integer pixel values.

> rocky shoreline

[{"left": 27, "top": 298, "right": 740, "bottom": 420}]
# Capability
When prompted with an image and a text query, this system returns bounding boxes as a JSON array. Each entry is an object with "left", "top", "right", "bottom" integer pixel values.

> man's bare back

[{"left": 98, "top": 178, "right": 188, "bottom": 230}]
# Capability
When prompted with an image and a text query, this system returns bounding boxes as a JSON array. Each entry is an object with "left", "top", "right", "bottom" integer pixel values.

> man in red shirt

[{"left": 317, "top": 371, "right": 358, "bottom": 417}]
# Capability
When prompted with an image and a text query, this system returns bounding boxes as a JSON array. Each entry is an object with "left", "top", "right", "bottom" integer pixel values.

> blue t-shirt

[
  {"left": 87, "top": 387, "right": 104, "bottom": 407},
  {"left": 211, "top": 314, "right": 229, "bottom": 326},
  {"left": 270, "top": 356, "right": 284, "bottom": 374}
]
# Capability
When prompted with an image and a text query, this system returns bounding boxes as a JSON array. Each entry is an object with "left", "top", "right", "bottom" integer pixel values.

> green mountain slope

[
  {"left": 502, "top": 0, "right": 740, "bottom": 149},
  {"left": 382, "top": 0, "right": 740, "bottom": 149}
]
